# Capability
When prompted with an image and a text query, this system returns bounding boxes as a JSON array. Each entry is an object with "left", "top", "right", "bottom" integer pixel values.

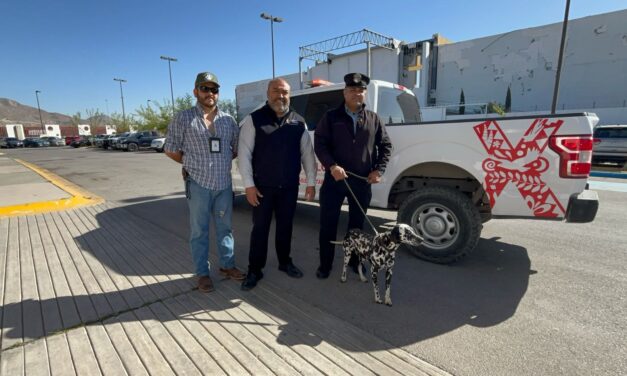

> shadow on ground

[{"left": 1, "top": 197, "right": 531, "bottom": 351}]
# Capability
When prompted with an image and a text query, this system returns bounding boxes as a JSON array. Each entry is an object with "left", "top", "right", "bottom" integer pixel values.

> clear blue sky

[{"left": 1, "top": 0, "right": 624, "bottom": 117}]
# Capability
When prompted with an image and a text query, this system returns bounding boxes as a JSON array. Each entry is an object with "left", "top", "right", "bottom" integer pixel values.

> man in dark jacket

[
  {"left": 238, "top": 78, "right": 317, "bottom": 290},
  {"left": 313, "top": 73, "right": 392, "bottom": 279}
]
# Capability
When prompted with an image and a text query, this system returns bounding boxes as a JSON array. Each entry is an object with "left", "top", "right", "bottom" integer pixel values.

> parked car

[
  {"left": 70, "top": 136, "right": 92, "bottom": 148},
  {"left": 107, "top": 132, "right": 132, "bottom": 150},
  {"left": 65, "top": 135, "right": 81, "bottom": 145},
  {"left": 150, "top": 137, "right": 166, "bottom": 152},
  {"left": 41, "top": 136, "right": 64, "bottom": 146},
  {"left": 592, "top": 124, "right": 627, "bottom": 166},
  {"left": 0, "top": 137, "right": 24, "bottom": 148},
  {"left": 119, "top": 131, "right": 161, "bottom": 152},
  {"left": 23, "top": 137, "right": 50, "bottom": 147}
]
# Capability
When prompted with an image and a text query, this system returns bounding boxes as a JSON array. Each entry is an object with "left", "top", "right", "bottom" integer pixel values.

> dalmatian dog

[{"left": 334, "top": 224, "right": 422, "bottom": 306}]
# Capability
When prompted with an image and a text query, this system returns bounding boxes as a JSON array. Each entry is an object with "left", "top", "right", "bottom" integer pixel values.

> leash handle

[{"left": 342, "top": 177, "right": 379, "bottom": 235}]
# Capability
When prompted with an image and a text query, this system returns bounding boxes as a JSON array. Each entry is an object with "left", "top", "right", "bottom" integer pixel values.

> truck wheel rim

[{"left": 411, "top": 204, "right": 460, "bottom": 249}]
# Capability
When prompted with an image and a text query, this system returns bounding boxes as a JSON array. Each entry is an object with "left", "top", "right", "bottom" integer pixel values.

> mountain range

[{"left": 0, "top": 98, "right": 110, "bottom": 126}]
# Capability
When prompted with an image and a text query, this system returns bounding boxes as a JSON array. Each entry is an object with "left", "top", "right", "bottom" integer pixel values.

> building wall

[{"left": 434, "top": 9, "right": 627, "bottom": 115}]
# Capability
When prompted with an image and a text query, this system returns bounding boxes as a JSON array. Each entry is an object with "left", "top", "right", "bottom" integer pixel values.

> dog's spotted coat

[{"left": 339, "top": 224, "right": 422, "bottom": 306}]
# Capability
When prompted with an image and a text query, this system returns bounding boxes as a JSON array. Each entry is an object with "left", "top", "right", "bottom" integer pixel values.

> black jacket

[{"left": 314, "top": 103, "right": 392, "bottom": 177}]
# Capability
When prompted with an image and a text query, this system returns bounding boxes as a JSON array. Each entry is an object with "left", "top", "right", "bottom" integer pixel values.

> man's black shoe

[
  {"left": 278, "top": 263, "right": 303, "bottom": 278},
  {"left": 316, "top": 267, "right": 330, "bottom": 279},
  {"left": 241, "top": 271, "right": 263, "bottom": 291}
]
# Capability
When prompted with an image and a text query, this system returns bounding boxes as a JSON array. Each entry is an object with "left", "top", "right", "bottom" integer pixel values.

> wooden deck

[{"left": 0, "top": 203, "right": 449, "bottom": 375}]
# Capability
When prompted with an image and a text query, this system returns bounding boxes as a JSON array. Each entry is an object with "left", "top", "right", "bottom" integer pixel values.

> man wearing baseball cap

[
  {"left": 164, "top": 71, "right": 245, "bottom": 293},
  {"left": 314, "top": 72, "right": 393, "bottom": 279}
]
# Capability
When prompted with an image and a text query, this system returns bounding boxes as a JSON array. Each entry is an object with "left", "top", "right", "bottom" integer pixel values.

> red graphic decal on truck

[{"left": 474, "top": 118, "right": 566, "bottom": 217}]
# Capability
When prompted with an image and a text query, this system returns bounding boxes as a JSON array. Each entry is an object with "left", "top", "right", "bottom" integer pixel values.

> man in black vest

[
  {"left": 314, "top": 73, "right": 392, "bottom": 279},
  {"left": 238, "top": 78, "right": 317, "bottom": 290}
]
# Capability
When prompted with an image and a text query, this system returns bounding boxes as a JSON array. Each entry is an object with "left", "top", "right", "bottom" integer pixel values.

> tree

[
  {"left": 85, "top": 108, "right": 104, "bottom": 129},
  {"left": 109, "top": 112, "right": 130, "bottom": 133},
  {"left": 218, "top": 99, "right": 237, "bottom": 120},
  {"left": 459, "top": 89, "right": 466, "bottom": 115},
  {"left": 487, "top": 102, "right": 506, "bottom": 115},
  {"left": 71, "top": 112, "right": 82, "bottom": 127},
  {"left": 505, "top": 86, "right": 512, "bottom": 113}
]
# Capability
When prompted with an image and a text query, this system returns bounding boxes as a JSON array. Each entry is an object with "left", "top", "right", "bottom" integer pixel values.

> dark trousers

[
  {"left": 248, "top": 185, "right": 299, "bottom": 274},
  {"left": 318, "top": 174, "right": 372, "bottom": 272}
]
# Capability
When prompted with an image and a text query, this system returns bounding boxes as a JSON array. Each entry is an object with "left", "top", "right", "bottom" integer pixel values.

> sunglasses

[{"left": 197, "top": 85, "right": 219, "bottom": 94}]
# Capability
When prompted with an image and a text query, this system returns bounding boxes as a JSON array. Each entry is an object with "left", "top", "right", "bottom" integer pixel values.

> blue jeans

[{"left": 187, "top": 179, "right": 235, "bottom": 277}]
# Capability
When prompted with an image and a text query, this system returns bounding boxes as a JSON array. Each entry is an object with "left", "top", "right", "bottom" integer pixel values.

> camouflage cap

[{"left": 195, "top": 71, "right": 220, "bottom": 88}]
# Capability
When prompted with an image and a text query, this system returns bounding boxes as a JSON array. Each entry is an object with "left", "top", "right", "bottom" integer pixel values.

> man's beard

[{"left": 269, "top": 100, "right": 289, "bottom": 115}]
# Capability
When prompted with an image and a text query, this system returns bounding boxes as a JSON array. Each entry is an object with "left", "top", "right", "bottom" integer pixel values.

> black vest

[{"left": 251, "top": 104, "right": 305, "bottom": 188}]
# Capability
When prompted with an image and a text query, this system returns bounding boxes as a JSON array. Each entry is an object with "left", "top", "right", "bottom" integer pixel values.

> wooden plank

[
  {"left": 23, "top": 336, "right": 50, "bottom": 376},
  {"left": 164, "top": 295, "right": 250, "bottom": 375},
  {"left": 173, "top": 292, "right": 272, "bottom": 375},
  {"left": 132, "top": 305, "right": 201, "bottom": 375},
  {"left": 102, "top": 318, "right": 149, "bottom": 376},
  {"left": 2, "top": 217, "right": 23, "bottom": 351},
  {"left": 79, "top": 206, "right": 171, "bottom": 302},
  {"left": 35, "top": 215, "right": 82, "bottom": 330},
  {"left": 71, "top": 208, "right": 149, "bottom": 309},
  {"left": 46, "top": 333, "right": 77, "bottom": 376},
  {"left": 19, "top": 216, "right": 45, "bottom": 342},
  {"left": 52, "top": 212, "right": 115, "bottom": 318},
  {"left": 115, "top": 310, "right": 175, "bottom": 375},
  {"left": 206, "top": 290, "right": 326, "bottom": 375},
  {"left": 66, "top": 326, "right": 102, "bottom": 376},
  {"left": 0, "top": 345, "right": 24, "bottom": 376},
  {"left": 42, "top": 213, "right": 99, "bottom": 324},
  {"left": 85, "top": 205, "right": 193, "bottom": 296},
  {"left": 249, "top": 285, "right": 432, "bottom": 376},
  {"left": 85, "top": 324, "right": 128, "bottom": 376},
  {"left": 63, "top": 209, "right": 131, "bottom": 313},
  {"left": 0, "top": 218, "right": 10, "bottom": 351},
  {"left": 27, "top": 215, "right": 63, "bottom": 337},
  {"left": 218, "top": 283, "right": 358, "bottom": 376},
  {"left": 146, "top": 300, "right": 226, "bottom": 375},
  {"left": 187, "top": 291, "right": 298, "bottom": 375}
]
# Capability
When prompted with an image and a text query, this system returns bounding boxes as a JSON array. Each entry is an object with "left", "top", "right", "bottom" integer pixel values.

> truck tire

[
  {"left": 397, "top": 186, "right": 482, "bottom": 264},
  {"left": 127, "top": 143, "right": 139, "bottom": 152}
]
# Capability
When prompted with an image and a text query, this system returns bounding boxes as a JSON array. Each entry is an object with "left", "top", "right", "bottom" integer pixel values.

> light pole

[
  {"left": 113, "top": 78, "right": 127, "bottom": 127},
  {"left": 35, "top": 90, "right": 44, "bottom": 133},
  {"left": 551, "top": 0, "right": 571, "bottom": 114},
  {"left": 260, "top": 13, "right": 283, "bottom": 78},
  {"left": 160, "top": 55, "right": 177, "bottom": 117}
]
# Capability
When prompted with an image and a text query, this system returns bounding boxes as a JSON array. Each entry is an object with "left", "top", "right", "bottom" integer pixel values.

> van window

[
  {"left": 377, "top": 87, "right": 421, "bottom": 125},
  {"left": 291, "top": 89, "right": 344, "bottom": 130}
]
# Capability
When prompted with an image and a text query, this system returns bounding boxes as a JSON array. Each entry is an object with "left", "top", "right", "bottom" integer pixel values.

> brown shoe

[
  {"left": 197, "top": 276, "right": 214, "bottom": 293},
  {"left": 219, "top": 267, "right": 246, "bottom": 281}
]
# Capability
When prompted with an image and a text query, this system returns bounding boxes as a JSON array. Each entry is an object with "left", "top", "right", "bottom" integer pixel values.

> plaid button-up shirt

[{"left": 164, "top": 103, "right": 239, "bottom": 190}]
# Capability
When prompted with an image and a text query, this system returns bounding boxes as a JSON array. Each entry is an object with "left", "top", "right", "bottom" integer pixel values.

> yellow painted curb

[{"left": 0, "top": 159, "right": 104, "bottom": 217}]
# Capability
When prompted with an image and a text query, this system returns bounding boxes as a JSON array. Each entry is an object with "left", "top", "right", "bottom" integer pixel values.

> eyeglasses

[{"left": 197, "top": 85, "right": 219, "bottom": 94}]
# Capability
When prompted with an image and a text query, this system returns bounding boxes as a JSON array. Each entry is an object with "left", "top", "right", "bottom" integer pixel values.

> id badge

[{"left": 209, "top": 137, "right": 221, "bottom": 153}]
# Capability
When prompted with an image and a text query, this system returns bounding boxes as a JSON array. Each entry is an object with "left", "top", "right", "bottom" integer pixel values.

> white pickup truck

[{"left": 233, "top": 80, "right": 599, "bottom": 263}]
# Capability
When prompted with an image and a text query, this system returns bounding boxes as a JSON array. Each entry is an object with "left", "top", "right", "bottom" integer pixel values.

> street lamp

[
  {"left": 160, "top": 55, "right": 177, "bottom": 117},
  {"left": 113, "top": 78, "right": 127, "bottom": 127},
  {"left": 260, "top": 12, "right": 283, "bottom": 78},
  {"left": 34, "top": 90, "right": 44, "bottom": 133},
  {"left": 147, "top": 99, "right": 152, "bottom": 108},
  {"left": 551, "top": 0, "right": 571, "bottom": 114}
]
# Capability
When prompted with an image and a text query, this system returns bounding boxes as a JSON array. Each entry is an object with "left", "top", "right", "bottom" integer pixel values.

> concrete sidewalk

[
  {"left": 0, "top": 157, "right": 450, "bottom": 375},
  {"left": 0, "top": 156, "right": 102, "bottom": 217}
]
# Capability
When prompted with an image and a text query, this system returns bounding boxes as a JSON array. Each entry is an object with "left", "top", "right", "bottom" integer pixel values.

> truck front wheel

[{"left": 397, "top": 186, "right": 482, "bottom": 264}]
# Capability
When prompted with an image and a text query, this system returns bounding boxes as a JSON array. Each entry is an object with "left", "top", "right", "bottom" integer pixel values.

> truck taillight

[{"left": 548, "top": 135, "right": 593, "bottom": 178}]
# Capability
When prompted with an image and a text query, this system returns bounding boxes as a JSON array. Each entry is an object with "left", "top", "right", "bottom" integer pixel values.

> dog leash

[{"left": 342, "top": 171, "right": 379, "bottom": 235}]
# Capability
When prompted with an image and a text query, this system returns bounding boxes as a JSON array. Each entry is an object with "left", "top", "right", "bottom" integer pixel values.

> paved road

[{"left": 5, "top": 147, "right": 626, "bottom": 376}]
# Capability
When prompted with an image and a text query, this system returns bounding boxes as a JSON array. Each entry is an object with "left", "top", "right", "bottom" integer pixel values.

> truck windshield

[{"left": 377, "top": 87, "right": 421, "bottom": 124}]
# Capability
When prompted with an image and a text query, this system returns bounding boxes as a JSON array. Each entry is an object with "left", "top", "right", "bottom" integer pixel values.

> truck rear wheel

[{"left": 397, "top": 186, "right": 482, "bottom": 264}]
